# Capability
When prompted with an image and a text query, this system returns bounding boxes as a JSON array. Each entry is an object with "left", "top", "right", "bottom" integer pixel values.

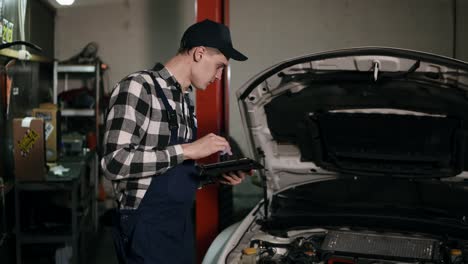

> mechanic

[{"left": 101, "top": 19, "right": 248, "bottom": 264}]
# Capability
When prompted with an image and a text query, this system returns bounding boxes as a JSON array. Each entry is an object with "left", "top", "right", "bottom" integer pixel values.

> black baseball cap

[{"left": 180, "top": 19, "right": 248, "bottom": 61}]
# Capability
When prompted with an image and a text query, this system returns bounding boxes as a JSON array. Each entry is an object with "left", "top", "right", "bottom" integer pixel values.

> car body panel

[{"left": 236, "top": 47, "right": 468, "bottom": 193}]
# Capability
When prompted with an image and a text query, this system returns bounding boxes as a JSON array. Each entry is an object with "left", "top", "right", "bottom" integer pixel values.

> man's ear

[{"left": 192, "top": 46, "right": 205, "bottom": 62}]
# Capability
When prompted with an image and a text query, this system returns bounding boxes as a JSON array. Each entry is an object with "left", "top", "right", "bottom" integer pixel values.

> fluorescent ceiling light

[{"left": 56, "top": 0, "right": 75, "bottom": 5}]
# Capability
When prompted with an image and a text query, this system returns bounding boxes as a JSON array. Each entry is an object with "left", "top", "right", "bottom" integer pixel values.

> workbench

[{"left": 14, "top": 150, "right": 98, "bottom": 264}]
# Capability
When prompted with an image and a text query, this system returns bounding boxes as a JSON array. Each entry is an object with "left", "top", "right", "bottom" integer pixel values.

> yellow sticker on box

[{"left": 18, "top": 129, "right": 39, "bottom": 157}]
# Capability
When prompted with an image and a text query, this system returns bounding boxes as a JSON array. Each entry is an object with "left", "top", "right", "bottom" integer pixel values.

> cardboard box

[
  {"left": 32, "top": 104, "right": 60, "bottom": 161},
  {"left": 13, "top": 118, "right": 47, "bottom": 181}
]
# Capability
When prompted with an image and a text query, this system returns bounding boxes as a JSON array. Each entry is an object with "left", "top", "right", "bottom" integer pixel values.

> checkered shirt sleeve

[{"left": 101, "top": 73, "right": 184, "bottom": 181}]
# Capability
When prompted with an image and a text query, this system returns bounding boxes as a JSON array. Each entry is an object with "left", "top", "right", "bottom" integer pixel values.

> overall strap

[
  {"left": 184, "top": 93, "right": 197, "bottom": 142},
  {"left": 143, "top": 71, "right": 179, "bottom": 144}
]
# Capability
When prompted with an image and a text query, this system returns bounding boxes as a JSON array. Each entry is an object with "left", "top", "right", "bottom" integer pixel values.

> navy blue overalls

[{"left": 112, "top": 71, "right": 199, "bottom": 264}]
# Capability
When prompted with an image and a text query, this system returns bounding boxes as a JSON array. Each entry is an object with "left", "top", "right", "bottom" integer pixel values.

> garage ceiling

[{"left": 46, "top": 0, "right": 125, "bottom": 9}]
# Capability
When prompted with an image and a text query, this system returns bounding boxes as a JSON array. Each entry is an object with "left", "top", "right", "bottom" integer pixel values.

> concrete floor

[
  {"left": 88, "top": 226, "right": 118, "bottom": 264},
  {"left": 86, "top": 180, "right": 262, "bottom": 263}
]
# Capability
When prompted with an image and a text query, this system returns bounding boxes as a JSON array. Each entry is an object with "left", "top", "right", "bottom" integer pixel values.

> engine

[{"left": 237, "top": 229, "right": 468, "bottom": 264}]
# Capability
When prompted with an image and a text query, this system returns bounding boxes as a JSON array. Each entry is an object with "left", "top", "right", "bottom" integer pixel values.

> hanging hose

[{"left": 0, "top": 40, "right": 42, "bottom": 52}]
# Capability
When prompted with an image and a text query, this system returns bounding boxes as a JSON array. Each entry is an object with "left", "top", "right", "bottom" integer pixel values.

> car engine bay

[{"left": 233, "top": 228, "right": 468, "bottom": 264}]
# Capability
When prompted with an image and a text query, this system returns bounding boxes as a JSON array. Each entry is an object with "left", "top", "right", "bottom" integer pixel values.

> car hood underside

[{"left": 237, "top": 47, "right": 468, "bottom": 192}]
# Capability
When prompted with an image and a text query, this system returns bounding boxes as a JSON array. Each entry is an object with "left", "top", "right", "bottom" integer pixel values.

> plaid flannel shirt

[{"left": 101, "top": 63, "right": 196, "bottom": 209}]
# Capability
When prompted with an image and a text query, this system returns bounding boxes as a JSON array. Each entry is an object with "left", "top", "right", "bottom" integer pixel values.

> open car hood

[{"left": 237, "top": 47, "right": 468, "bottom": 192}]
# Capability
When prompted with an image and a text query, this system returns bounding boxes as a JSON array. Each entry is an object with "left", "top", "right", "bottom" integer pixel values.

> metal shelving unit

[
  {"left": 56, "top": 65, "right": 96, "bottom": 73},
  {"left": 61, "top": 109, "right": 95, "bottom": 117},
  {"left": 53, "top": 61, "right": 101, "bottom": 149},
  {"left": 53, "top": 61, "right": 101, "bottom": 236}
]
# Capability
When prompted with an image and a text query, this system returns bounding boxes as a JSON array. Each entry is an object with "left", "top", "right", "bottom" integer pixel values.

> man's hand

[
  {"left": 181, "top": 133, "right": 232, "bottom": 160},
  {"left": 219, "top": 170, "right": 253, "bottom": 186}
]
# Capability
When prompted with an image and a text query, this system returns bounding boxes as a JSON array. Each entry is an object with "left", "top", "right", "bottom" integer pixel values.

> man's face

[{"left": 191, "top": 47, "right": 228, "bottom": 90}]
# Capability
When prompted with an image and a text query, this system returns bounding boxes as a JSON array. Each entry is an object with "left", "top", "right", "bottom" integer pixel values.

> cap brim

[{"left": 220, "top": 47, "right": 248, "bottom": 61}]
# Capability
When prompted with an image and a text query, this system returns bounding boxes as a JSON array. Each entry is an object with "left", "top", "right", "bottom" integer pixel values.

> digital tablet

[{"left": 197, "top": 157, "right": 264, "bottom": 179}]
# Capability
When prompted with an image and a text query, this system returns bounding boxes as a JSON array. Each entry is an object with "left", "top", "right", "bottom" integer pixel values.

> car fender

[{"left": 202, "top": 222, "right": 241, "bottom": 264}]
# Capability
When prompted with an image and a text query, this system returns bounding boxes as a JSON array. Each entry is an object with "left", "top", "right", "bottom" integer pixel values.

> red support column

[{"left": 195, "top": 0, "right": 229, "bottom": 262}]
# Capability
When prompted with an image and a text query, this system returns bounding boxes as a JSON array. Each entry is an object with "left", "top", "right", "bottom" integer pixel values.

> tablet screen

[{"left": 198, "top": 158, "right": 263, "bottom": 178}]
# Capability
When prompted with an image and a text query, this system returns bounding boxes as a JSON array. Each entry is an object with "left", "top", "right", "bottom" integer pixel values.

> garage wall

[
  {"left": 54, "top": 0, "right": 195, "bottom": 93},
  {"left": 229, "top": 0, "right": 467, "bottom": 158},
  {"left": 457, "top": 0, "right": 468, "bottom": 62}
]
